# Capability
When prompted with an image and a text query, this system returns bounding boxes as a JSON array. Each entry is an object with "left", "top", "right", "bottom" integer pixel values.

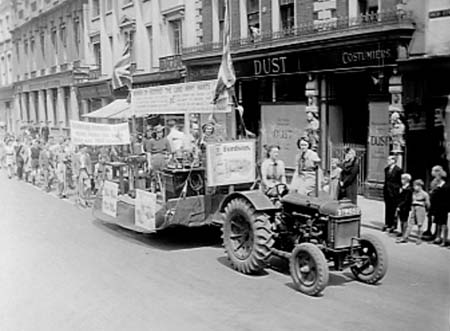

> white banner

[
  {"left": 70, "top": 120, "right": 131, "bottom": 146},
  {"left": 206, "top": 140, "right": 256, "bottom": 187},
  {"left": 102, "top": 181, "right": 119, "bottom": 218},
  {"left": 135, "top": 189, "right": 157, "bottom": 231},
  {"left": 131, "top": 80, "right": 231, "bottom": 116}
]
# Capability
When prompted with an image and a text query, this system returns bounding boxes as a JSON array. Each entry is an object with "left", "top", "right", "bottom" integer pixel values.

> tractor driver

[{"left": 260, "top": 145, "right": 287, "bottom": 196}]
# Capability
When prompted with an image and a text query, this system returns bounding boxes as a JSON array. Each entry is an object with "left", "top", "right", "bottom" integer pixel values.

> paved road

[{"left": 0, "top": 173, "right": 449, "bottom": 331}]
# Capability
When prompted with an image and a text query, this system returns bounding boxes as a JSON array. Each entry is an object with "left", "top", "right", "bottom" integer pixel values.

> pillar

[
  {"left": 46, "top": 89, "right": 55, "bottom": 127},
  {"left": 70, "top": 87, "right": 79, "bottom": 123},
  {"left": 57, "top": 87, "right": 65, "bottom": 136},
  {"left": 272, "top": 0, "right": 280, "bottom": 32},
  {"left": 388, "top": 69, "right": 405, "bottom": 167},
  {"left": 13, "top": 94, "right": 21, "bottom": 133},
  {"left": 21, "top": 93, "right": 28, "bottom": 124},
  {"left": 29, "top": 91, "right": 37, "bottom": 125},
  {"left": 81, "top": 99, "right": 89, "bottom": 120},
  {"left": 38, "top": 90, "right": 46, "bottom": 126},
  {"left": 319, "top": 75, "right": 328, "bottom": 169},
  {"left": 305, "top": 74, "right": 320, "bottom": 152}
]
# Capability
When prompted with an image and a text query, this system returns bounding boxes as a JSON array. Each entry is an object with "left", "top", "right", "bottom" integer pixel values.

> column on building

[
  {"left": 388, "top": 69, "right": 405, "bottom": 167},
  {"left": 38, "top": 90, "right": 46, "bottom": 126},
  {"left": 29, "top": 91, "right": 37, "bottom": 125},
  {"left": 80, "top": 99, "right": 89, "bottom": 121},
  {"left": 305, "top": 74, "right": 320, "bottom": 152},
  {"left": 56, "top": 87, "right": 65, "bottom": 135},
  {"left": 13, "top": 94, "right": 21, "bottom": 133},
  {"left": 46, "top": 88, "right": 56, "bottom": 130},
  {"left": 70, "top": 87, "right": 79, "bottom": 123},
  {"left": 20, "top": 93, "right": 28, "bottom": 125}
]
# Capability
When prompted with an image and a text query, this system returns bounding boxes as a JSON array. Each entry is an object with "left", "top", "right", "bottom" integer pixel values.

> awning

[{"left": 82, "top": 99, "right": 130, "bottom": 119}]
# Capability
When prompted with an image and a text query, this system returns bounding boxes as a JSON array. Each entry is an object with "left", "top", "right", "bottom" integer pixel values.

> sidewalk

[{"left": 358, "top": 195, "right": 450, "bottom": 241}]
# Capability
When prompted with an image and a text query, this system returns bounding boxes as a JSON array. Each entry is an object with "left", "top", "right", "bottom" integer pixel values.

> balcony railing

[
  {"left": 50, "top": 65, "right": 58, "bottom": 74},
  {"left": 183, "top": 9, "right": 413, "bottom": 56},
  {"left": 40, "top": 68, "right": 46, "bottom": 76},
  {"left": 159, "top": 54, "right": 184, "bottom": 72},
  {"left": 30, "top": 70, "right": 37, "bottom": 78},
  {"left": 60, "top": 63, "right": 70, "bottom": 71},
  {"left": 88, "top": 67, "right": 101, "bottom": 80}
]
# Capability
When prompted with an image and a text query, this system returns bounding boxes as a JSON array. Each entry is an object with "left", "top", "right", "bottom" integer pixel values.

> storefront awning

[{"left": 82, "top": 99, "right": 130, "bottom": 119}]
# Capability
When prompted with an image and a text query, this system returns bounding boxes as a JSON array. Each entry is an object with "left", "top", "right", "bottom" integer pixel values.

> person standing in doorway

[
  {"left": 383, "top": 155, "right": 403, "bottom": 233},
  {"left": 339, "top": 148, "right": 359, "bottom": 204}
]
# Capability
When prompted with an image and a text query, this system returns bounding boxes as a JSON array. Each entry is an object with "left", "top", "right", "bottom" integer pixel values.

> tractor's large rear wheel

[
  {"left": 222, "top": 198, "right": 274, "bottom": 274},
  {"left": 289, "top": 243, "right": 329, "bottom": 296}
]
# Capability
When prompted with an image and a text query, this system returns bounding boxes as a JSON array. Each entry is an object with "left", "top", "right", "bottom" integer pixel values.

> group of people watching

[
  {"left": 383, "top": 155, "right": 449, "bottom": 246},
  {"left": 260, "top": 137, "right": 360, "bottom": 203}
]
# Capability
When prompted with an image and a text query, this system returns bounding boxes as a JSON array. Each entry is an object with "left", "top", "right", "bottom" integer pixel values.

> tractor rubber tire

[
  {"left": 289, "top": 243, "right": 329, "bottom": 296},
  {"left": 351, "top": 233, "right": 388, "bottom": 284},
  {"left": 222, "top": 198, "right": 274, "bottom": 274}
]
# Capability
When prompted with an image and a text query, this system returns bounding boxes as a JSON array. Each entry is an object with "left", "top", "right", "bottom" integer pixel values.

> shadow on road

[
  {"left": 93, "top": 219, "right": 223, "bottom": 251},
  {"left": 216, "top": 256, "right": 270, "bottom": 276}
]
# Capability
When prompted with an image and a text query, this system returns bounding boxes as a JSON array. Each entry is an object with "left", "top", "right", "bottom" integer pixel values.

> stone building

[
  {"left": 0, "top": 0, "right": 13, "bottom": 134},
  {"left": 76, "top": 0, "right": 202, "bottom": 115},
  {"left": 10, "top": 0, "right": 90, "bottom": 137},
  {"left": 181, "top": 0, "right": 449, "bottom": 197}
]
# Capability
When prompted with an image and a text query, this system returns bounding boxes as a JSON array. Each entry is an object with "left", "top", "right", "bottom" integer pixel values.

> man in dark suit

[{"left": 383, "top": 155, "right": 403, "bottom": 232}]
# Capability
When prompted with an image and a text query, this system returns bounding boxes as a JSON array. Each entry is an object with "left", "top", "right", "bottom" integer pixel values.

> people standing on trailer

[
  {"left": 260, "top": 145, "right": 287, "bottom": 196},
  {"left": 290, "top": 137, "right": 321, "bottom": 196}
]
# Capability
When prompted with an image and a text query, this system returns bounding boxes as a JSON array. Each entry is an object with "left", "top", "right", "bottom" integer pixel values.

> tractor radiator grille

[{"left": 328, "top": 217, "right": 360, "bottom": 250}]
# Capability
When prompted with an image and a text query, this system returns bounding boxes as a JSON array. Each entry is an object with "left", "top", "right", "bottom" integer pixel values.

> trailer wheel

[
  {"left": 222, "top": 198, "right": 274, "bottom": 274},
  {"left": 351, "top": 233, "right": 388, "bottom": 284},
  {"left": 289, "top": 243, "right": 329, "bottom": 296}
]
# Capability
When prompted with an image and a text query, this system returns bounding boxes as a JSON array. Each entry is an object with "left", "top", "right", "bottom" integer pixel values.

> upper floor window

[
  {"left": 60, "top": 25, "right": 67, "bottom": 48},
  {"left": 280, "top": 2, "right": 295, "bottom": 32},
  {"left": 24, "top": 39, "right": 28, "bottom": 55},
  {"left": 123, "top": 0, "right": 133, "bottom": 7},
  {"left": 74, "top": 18, "right": 81, "bottom": 52},
  {"left": 106, "top": 0, "right": 113, "bottom": 12},
  {"left": 30, "top": 36, "right": 35, "bottom": 53},
  {"left": 170, "top": 20, "right": 182, "bottom": 54},
  {"left": 93, "top": 42, "right": 101, "bottom": 69},
  {"left": 31, "top": 1, "right": 37, "bottom": 11},
  {"left": 92, "top": 0, "right": 100, "bottom": 17},
  {"left": 247, "top": 0, "right": 260, "bottom": 39},
  {"left": 218, "top": 0, "right": 226, "bottom": 42},
  {"left": 40, "top": 32, "right": 45, "bottom": 57},
  {"left": 358, "top": 0, "right": 378, "bottom": 16},
  {"left": 51, "top": 28, "right": 57, "bottom": 53}
]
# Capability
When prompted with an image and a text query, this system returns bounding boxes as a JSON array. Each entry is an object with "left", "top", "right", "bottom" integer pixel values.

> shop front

[{"left": 185, "top": 38, "right": 411, "bottom": 198}]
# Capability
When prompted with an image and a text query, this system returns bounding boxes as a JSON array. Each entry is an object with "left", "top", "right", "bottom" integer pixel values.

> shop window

[
  {"left": 247, "top": 0, "right": 260, "bottom": 41},
  {"left": 170, "top": 20, "right": 182, "bottom": 55},
  {"left": 92, "top": 0, "right": 100, "bottom": 18},
  {"left": 280, "top": 2, "right": 295, "bottom": 34}
]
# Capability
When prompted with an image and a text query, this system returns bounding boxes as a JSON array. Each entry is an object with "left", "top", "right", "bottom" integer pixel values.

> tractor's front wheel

[
  {"left": 351, "top": 233, "right": 388, "bottom": 284},
  {"left": 289, "top": 243, "right": 329, "bottom": 296},
  {"left": 222, "top": 199, "right": 274, "bottom": 274}
]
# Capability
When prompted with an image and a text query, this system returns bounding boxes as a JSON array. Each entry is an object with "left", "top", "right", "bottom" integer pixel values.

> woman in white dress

[
  {"left": 4, "top": 139, "right": 15, "bottom": 179},
  {"left": 290, "top": 137, "right": 321, "bottom": 196}
]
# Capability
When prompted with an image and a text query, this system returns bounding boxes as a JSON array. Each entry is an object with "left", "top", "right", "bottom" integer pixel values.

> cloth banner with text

[
  {"left": 70, "top": 120, "right": 131, "bottom": 146},
  {"left": 206, "top": 140, "right": 256, "bottom": 187},
  {"left": 102, "top": 181, "right": 119, "bottom": 218},
  {"left": 135, "top": 189, "right": 157, "bottom": 232},
  {"left": 131, "top": 80, "right": 231, "bottom": 116}
]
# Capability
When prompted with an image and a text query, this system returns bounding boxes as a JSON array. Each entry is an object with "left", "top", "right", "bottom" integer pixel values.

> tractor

[{"left": 221, "top": 185, "right": 388, "bottom": 296}]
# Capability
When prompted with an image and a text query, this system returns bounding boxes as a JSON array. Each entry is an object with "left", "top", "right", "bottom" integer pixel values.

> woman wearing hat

[{"left": 290, "top": 137, "right": 321, "bottom": 195}]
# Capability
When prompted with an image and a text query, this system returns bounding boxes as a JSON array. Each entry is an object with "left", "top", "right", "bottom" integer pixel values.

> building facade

[
  {"left": 181, "top": 0, "right": 447, "bottom": 198},
  {"left": 76, "top": 0, "right": 202, "bottom": 115},
  {"left": 0, "top": 0, "right": 13, "bottom": 134},
  {"left": 10, "top": 0, "right": 91, "bottom": 137}
]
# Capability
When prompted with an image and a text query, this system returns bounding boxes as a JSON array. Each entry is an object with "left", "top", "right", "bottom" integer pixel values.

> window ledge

[
  {"left": 122, "top": 3, "right": 134, "bottom": 10},
  {"left": 105, "top": 10, "right": 112, "bottom": 16},
  {"left": 91, "top": 16, "right": 100, "bottom": 22}
]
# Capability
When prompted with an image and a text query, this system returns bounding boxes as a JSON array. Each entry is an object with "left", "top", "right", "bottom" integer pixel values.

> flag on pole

[
  {"left": 213, "top": 0, "right": 236, "bottom": 104},
  {"left": 112, "top": 40, "right": 132, "bottom": 90}
]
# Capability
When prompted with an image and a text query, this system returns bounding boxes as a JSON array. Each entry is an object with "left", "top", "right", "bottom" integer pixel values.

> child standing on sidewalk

[
  {"left": 396, "top": 174, "right": 413, "bottom": 238},
  {"left": 397, "top": 179, "right": 430, "bottom": 245}
]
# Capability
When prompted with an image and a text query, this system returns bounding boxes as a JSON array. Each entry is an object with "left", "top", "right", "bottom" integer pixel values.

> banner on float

[
  {"left": 70, "top": 120, "right": 131, "bottom": 146},
  {"left": 135, "top": 189, "right": 157, "bottom": 231},
  {"left": 131, "top": 79, "right": 231, "bottom": 116},
  {"left": 102, "top": 181, "right": 119, "bottom": 217},
  {"left": 206, "top": 140, "right": 256, "bottom": 187}
]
